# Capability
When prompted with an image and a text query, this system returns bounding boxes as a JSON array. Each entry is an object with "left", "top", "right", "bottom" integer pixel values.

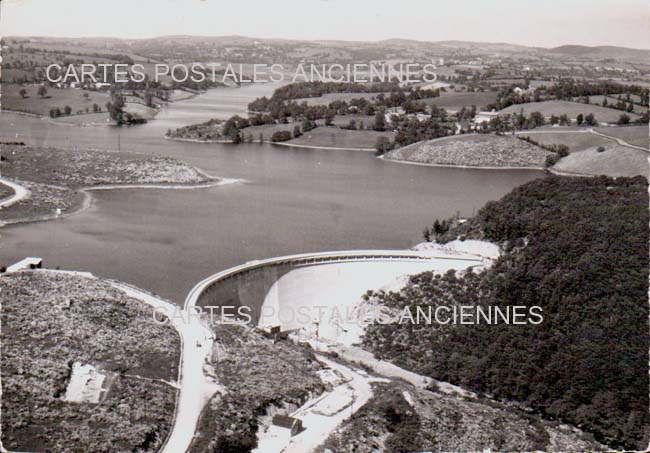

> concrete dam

[{"left": 187, "top": 250, "right": 484, "bottom": 341}]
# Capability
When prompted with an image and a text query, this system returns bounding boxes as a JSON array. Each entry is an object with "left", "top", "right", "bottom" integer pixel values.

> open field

[
  {"left": 288, "top": 126, "right": 394, "bottom": 149},
  {"left": 573, "top": 94, "right": 647, "bottom": 106},
  {"left": 553, "top": 145, "right": 649, "bottom": 177},
  {"left": 595, "top": 125, "right": 649, "bottom": 149},
  {"left": 292, "top": 92, "right": 385, "bottom": 106},
  {"left": 420, "top": 90, "right": 498, "bottom": 112},
  {"left": 385, "top": 133, "right": 552, "bottom": 168},
  {"left": 1, "top": 83, "right": 111, "bottom": 116},
  {"left": 325, "top": 114, "right": 376, "bottom": 128},
  {"left": 0, "top": 271, "right": 179, "bottom": 452},
  {"left": 241, "top": 124, "right": 394, "bottom": 149},
  {"left": 574, "top": 95, "right": 647, "bottom": 115},
  {"left": 516, "top": 130, "right": 613, "bottom": 152},
  {"left": 50, "top": 112, "right": 111, "bottom": 126},
  {"left": 499, "top": 100, "right": 641, "bottom": 123}
]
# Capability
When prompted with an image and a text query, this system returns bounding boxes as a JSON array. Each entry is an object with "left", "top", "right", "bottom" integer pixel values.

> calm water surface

[{"left": 0, "top": 84, "right": 543, "bottom": 303}]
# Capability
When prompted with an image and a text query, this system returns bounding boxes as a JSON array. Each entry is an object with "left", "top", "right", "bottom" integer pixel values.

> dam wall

[{"left": 192, "top": 250, "right": 485, "bottom": 335}]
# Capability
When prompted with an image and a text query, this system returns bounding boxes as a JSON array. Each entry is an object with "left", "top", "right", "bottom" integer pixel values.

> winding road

[{"left": 0, "top": 177, "right": 29, "bottom": 209}]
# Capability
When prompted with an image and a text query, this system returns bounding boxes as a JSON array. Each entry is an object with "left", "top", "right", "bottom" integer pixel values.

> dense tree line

[
  {"left": 547, "top": 79, "right": 649, "bottom": 105},
  {"left": 363, "top": 176, "right": 649, "bottom": 450}
]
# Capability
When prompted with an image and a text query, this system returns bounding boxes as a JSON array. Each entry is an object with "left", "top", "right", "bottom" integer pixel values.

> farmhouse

[
  {"left": 473, "top": 110, "right": 499, "bottom": 124},
  {"left": 384, "top": 106, "right": 406, "bottom": 123}
]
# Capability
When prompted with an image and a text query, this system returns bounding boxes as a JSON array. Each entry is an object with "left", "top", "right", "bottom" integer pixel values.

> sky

[{"left": 1, "top": 0, "right": 647, "bottom": 49}]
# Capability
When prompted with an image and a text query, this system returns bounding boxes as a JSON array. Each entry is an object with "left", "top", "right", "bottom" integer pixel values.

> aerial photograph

[{"left": 0, "top": 0, "right": 648, "bottom": 452}]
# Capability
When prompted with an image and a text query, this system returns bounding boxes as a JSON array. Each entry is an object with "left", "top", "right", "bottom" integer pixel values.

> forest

[{"left": 363, "top": 176, "right": 649, "bottom": 450}]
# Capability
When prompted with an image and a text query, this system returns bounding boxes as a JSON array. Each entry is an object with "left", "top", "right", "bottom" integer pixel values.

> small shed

[{"left": 272, "top": 414, "right": 304, "bottom": 437}]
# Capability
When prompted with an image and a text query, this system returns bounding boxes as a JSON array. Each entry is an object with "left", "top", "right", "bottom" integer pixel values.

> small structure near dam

[{"left": 189, "top": 249, "right": 485, "bottom": 344}]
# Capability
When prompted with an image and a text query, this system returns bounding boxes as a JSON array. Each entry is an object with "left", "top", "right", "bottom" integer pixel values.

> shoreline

[
  {"left": 378, "top": 155, "right": 547, "bottom": 171},
  {"left": 166, "top": 135, "right": 377, "bottom": 152},
  {"left": 547, "top": 167, "right": 596, "bottom": 178},
  {"left": 0, "top": 174, "right": 242, "bottom": 228}
]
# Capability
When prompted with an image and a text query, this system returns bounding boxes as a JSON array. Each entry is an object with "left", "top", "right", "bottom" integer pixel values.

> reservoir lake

[{"left": 0, "top": 83, "right": 542, "bottom": 303}]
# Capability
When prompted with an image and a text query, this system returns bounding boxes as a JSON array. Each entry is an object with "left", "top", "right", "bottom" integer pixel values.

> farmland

[
  {"left": 516, "top": 130, "right": 612, "bottom": 152},
  {"left": 499, "top": 100, "right": 640, "bottom": 123},
  {"left": 553, "top": 145, "right": 649, "bottom": 177},
  {"left": 292, "top": 92, "right": 385, "bottom": 106},
  {"left": 573, "top": 95, "right": 647, "bottom": 114},
  {"left": 595, "top": 125, "right": 649, "bottom": 149},
  {"left": 420, "top": 90, "right": 498, "bottom": 112},
  {"left": 1, "top": 83, "right": 111, "bottom": 116},
  {"left": 286, "top": 126, "right": 394, "bottom": 149}
]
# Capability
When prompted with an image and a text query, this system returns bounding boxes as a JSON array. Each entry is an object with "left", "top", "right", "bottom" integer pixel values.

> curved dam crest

[{"left": 190, "top": 249, "right": 486, "bottom": 341}]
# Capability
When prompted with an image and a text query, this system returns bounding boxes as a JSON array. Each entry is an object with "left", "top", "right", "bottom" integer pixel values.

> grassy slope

[
  {"left": 292, "top": 92, "right": 384, "bottom": 106},
  {"left": 1, "top": 271, "right": 179, "bottom": 453},
  {"left": 553, "top": 145, "right": 649, "bottom": 177},
  {"left": 595, "top": 125, "right": 649, "bottom": 148},
  {"left": 517, "top": 130, "right": 612, "bottom": 152},
  {"left": 288, "top": 126, "right": 393, "bottom": 149},
  {"left": 420, "top": 90, "right": 499, "bottom": 111},
  {"left": 499, "top": 100, "right": 640, "bottom": 122},
  {"left": 385, "top": 134, "right": 552, "bottom": 168},
  {"left": 2, "top": 83, "right": 111, "bottom": 116}
]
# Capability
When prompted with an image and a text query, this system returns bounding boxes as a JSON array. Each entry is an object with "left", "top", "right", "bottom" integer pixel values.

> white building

[{"left": 473, "top": 110, "right": 500, "bottom": 124}]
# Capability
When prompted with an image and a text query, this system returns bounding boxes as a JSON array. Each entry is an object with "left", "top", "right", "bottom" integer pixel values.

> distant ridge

[{"left": 548, "top": 45, "right": 647, "bottom": 61}]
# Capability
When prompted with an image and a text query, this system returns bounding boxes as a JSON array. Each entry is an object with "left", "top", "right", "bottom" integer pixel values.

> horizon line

[{"left": 3, "top": 33, "right": 647, "bottom": 52}]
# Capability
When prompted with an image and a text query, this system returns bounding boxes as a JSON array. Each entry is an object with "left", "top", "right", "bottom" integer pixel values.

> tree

[
  {"left": 618, "top": 114, "right": 630, "bottom": 125},
  {"left": 19, "top": 88, "right": 27, "bottom": 99},
  {"left": 144, "top": 90, "right": 153, "bottom": 107},
  {"left": 37, "top": 85, "right": 48, "bottom": 98},
  {"left": 292, "top": 125, "right": 302, "bottom": 138},
  {"left": 344, "top": 120, "right": 357, "bottom": 130},
  {"left": 576, "top": 114, "right": 584, "bottom": 126},
  {"left": 83, "top": 92, "right": 89, "bottom": 100},
  {"left": 375, "top": 136, "right": 392, "bottom": 155},
  {"left": 107, "top": 90, "right": 127, "bottom": 125},
  {"left": 270, "top": 130, "right": 292, "bottom": 142},
  {"left": 92, "top": 103, "right": 100, "bottom": 113},
  {"left": 63, "top": 105, "right": 72, "bottom": 115},
  {"left": 423, "top": 227, "right": 432, "bottom": 242},
  {"left": 301, "top": 119, "right": 316, "bottom": 133},
  {"left": 584, "top": 113, "right": 597, "bottom": 126},
  {"left": 374, "top": 109, "right": 386, "bottom": 131}
]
